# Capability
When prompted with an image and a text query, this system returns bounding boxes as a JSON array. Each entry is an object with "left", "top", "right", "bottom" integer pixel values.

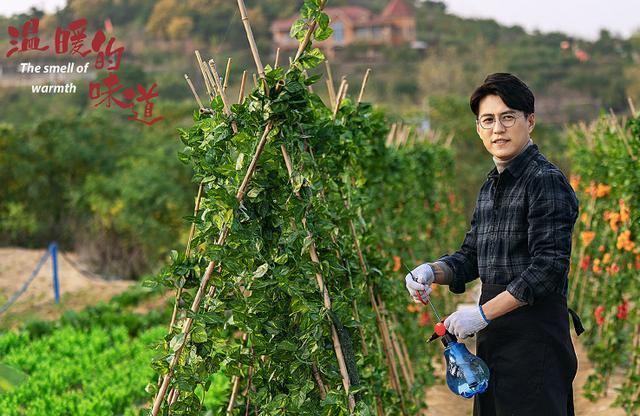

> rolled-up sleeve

[
  {"left": 436, "top": 203, "right": 480, "bottom": 294},
  {"left": 506, "top": 170, "right": 579, "bottom": 305}
]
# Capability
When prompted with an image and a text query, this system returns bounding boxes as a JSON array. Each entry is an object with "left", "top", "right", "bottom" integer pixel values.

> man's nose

[{"left": 492, "top": 118, "right": 506, "bottom": 133}]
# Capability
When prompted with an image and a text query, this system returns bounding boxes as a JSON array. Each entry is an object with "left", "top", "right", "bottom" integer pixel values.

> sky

[{"left": 1, "top": 0, "right": 639, "bottom": 41}]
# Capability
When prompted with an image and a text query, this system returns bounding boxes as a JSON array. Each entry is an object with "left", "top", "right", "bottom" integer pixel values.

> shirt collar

[{"left": 487, "top": 142, "right": 539, "bottom": 180}]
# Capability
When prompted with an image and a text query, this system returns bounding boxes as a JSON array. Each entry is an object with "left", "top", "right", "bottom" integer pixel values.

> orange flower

[
  {"left": 393, "top": 255, "right": 401, "bottom": 272},
  {"left": 592, "top": 259, "right": 602, "bottom": 273},
  {"left": 448, "top": 192, "right": 456, "bottom": 205},
  {"left": 619, "top": 199, "right": 630, "bottom": 222},
  {"left": 610, "top": 263, "right": 620, "bottom": 274},
  {"left": 581, "top": 231, "right": 596, "bottom": 247},
  {"left": 596, "top": 183, "right": 611, "bottom": 198},
  {"left": 609, "top": 212, "right": 621, "bottom": 233},
  {"left": 570, "top": 175, "right": 581, "bottom": 191},
  {"left": 593, "top": 258, "right": 602, "bottom": 273},
  {"left": 602, "top": 253, "right": 611, "bottom": 264},
  {"left": 616, "top": 230, "right": 635, "bottom": 252},
  {"left": 585, "top": 181, "right": 598, "bottom": 198},
  {"left": 598, "top": 245, "right": 605, "bottom": 252},
  {"left": 580, "top": 212, "right": 589, "bottom": 224}
]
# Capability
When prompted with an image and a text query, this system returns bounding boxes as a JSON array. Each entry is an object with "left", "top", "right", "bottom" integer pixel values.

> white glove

[
  {"left": 405, "top": 263, "right": 435, "bottom": 304},
  {"left": 444, "top": 305, "right": 490, "bottom": 339}
]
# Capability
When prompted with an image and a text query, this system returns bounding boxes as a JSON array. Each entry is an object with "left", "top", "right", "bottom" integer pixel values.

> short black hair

[{"left": 470, "top": 73, "right": 535, "bottom": 117}]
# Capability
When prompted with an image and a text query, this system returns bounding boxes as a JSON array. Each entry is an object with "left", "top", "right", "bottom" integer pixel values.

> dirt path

[
  {"left": 422, "top": 283, "right": 627, "bottom": 415},
  {"left": 0, "top": 247, "right": 135, "bottom": 327}
]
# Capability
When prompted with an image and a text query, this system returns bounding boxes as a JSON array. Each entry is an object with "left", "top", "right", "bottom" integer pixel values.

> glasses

[{"left": 476, "top": 112, "right": 524, "bottom": 129}]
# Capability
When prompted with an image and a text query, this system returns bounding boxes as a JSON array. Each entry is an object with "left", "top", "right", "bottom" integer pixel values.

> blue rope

[{"left": 0, "top": 249, "right": 50, "bottom": 315}]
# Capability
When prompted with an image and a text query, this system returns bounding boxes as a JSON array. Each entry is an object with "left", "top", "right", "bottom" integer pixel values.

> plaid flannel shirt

[{"left": 435, "top": 143, "right": 579, "bottom": 305}]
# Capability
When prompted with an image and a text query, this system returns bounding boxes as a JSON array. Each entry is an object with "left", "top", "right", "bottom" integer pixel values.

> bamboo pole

[
  {"left": 223, "top": 58, "right": 232, "bottom": 93},
  {"left": 201, "top": 60, "right": 218, "bottom": 99},
  {"left": 184, "top": 74, "right": 204, "bottom": 109},
  {"left": 238, "top": 70, "right": 248, "bottom": 104},
  {"left": 226, "top": 332, "right": 249, "bottom": 414},
  {"left": 292, "top": 0, "right": 327, "bottom": 63},
  {"left": 386, "top": 123, "right": 397, "bottom": 147},
  {"left": 333, "top": 79, "right": 347, "bottom": 119},
  {"left": 237, "top": 0, "right": 267, "bottom": 94},
  {"left": 195, "top": 50, "right": 214, "bottom": 101},
  {"left": 252, "top": 73, "right": 258, "bottom": 89},
  {"left": 388, "top": 311, "right": 413, "bottom": 393},
  {"left": 628, "top": 97, "right": 637, "bottom": 115},
  {"left": 274, "top": 47, "right": 280, "bottom": 69},
  {"left": 209, "top": 60, "right": 232, "bottom": 116},
  {"left": 325, "top": 61, "right": 336, "bottom": 106},
  {"left": 311, "top": 361, "right": 328, "bottom": 400},
  {"left": 150, "top": 121, "right": 274, "bottom": 416},
  {"left": 357, "top": 68, "right": 371, "bottom": 104}
]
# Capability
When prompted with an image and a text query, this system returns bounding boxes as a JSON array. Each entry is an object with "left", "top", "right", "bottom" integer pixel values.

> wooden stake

[
  {"left": 223, "top": 58, "right": 232, "bottom": 93},
  {"left": 311, "top": 361, "right": 327, "bottom": 400},
  {"left": 252, "top": 73, "right": 258, "bottom": 89},
  {"left": 184, "top": 74, "right": 204, "bottom": 109},
  {"left": 386, "top": 123, "right": 397, "bottom": 147},
  {"left": 357, "top": 68, "right": 371, "bottom": 104},
  {"left": 237, "top": 0, "right": 266, "bottom": 94},
  {"left": 209, "top": 60, "right": 232, "bottom": 115},
  {"left": 293, "top": 0, "right": 327, "bottom": 62},
  {"left": 195, "top": 50, "right": 214, "bottom": 100},
  {"left": 201, "top": 60, "right": 218, "bottom": 99},
  {"left": 325, "top": 61, "right": 336, "bottom": 105},
  {"left": 628, "top": 97, "right": 637, "bottom": 115},
  {"left": 238, "top": 70, "right": 247, "bottom": 104},
  {"left": 332, "top": 79, "right": 347, "bottom": 119},
  {"left": 274, "top": 47, "right": 280, "bottom": 69}
]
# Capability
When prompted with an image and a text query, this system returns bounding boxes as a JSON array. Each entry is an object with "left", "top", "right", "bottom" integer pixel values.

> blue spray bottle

[{"left": 406, "top": 264, "right": 490, "bottom": 398}]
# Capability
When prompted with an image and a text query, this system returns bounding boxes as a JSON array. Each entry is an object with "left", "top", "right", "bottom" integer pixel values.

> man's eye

[
  {"left": 502, "top": 115, "right": 515, "bottom": 121},
  {"left": 482, "top": 117, "right": 494, "bottom": 123}
]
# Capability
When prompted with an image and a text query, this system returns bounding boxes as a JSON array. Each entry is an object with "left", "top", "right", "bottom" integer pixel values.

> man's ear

[{"left": 528, "top": 113, "right": 536, "bottom": 133}]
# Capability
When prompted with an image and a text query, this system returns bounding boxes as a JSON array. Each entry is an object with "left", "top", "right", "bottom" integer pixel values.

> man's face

[{"left": 476, "top": 94, "right": 535, "bottom": 161}]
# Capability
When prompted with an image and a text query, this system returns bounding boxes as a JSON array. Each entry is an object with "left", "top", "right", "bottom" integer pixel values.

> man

[{"left": 405, "top": 73, "right": 584, "bottom": 415}]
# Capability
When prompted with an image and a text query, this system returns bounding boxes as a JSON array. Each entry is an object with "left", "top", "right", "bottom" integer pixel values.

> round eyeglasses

[{"left": 476, "top": 112, "right": 523, "bottom": 129}]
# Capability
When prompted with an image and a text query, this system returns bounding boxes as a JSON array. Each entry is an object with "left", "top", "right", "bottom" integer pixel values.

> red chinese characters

[
  {"left": 54, "top": 19, "right": 91, "bottom": 57},
  {"left": 6, "top": 18, "right": 49, "bottom": 57},
  {"left": 6, "top": 17, "right": 160, "bottom": 125}
]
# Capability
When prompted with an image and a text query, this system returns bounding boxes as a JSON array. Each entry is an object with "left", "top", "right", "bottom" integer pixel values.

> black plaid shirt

[{"left": 436, "top": 143, "right": 579, "bottom": 305}]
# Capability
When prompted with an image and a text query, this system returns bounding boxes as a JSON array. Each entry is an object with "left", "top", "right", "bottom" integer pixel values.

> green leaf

[
  {"left": 235, "top": 153, "right": 245, "bottom": 170},
  {"left": 314, "top": 25, "right": 333, "bottom": 41},
  {"left": 254, "top": 263, "right": 269, "bottom": 278},
  {"left": 170, "top": 333, "right": 186, "bottom": 352},
  {"left": 191, "top": 326, "right": 208, "bottom": 343},
  {"left": 274, "top": 253, "right": 288, "bottom": 264}
]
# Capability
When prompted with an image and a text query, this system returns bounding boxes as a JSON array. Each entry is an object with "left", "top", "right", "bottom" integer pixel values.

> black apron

[{"left": 473, "top": 284, "right": 584, "bottom": 416}]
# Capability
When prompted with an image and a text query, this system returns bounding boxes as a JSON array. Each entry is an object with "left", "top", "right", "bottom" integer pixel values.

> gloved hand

[
  {"left": 444, "top": 305, "right": 490, "bottom": 339},
  {"left": 405, "top": 263, "right": 435, "bottom": 304}
]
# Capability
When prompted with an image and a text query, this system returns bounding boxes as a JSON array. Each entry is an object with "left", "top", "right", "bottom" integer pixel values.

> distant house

[{"left": 270, "top": 0, "right": 416, "bottom": 57}]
